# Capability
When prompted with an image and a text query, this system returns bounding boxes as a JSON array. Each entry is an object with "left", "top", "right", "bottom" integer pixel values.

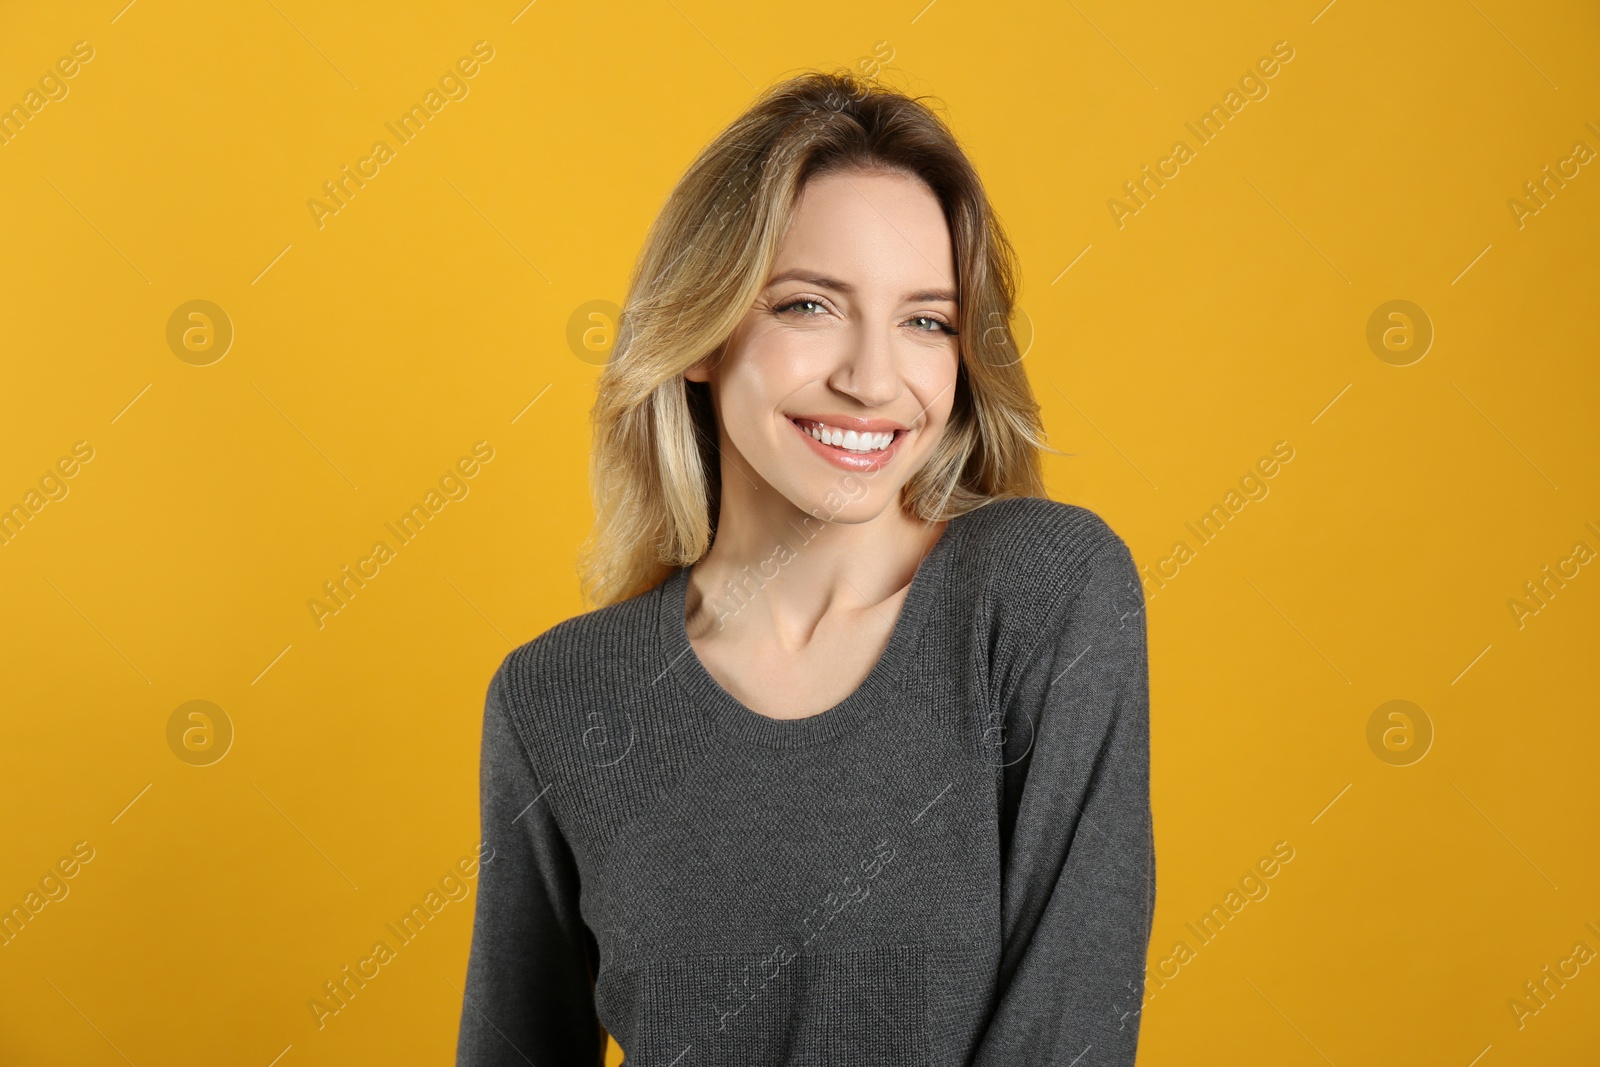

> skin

[{"left": 680, "top": 166, "right": 962, "bottom": 720}]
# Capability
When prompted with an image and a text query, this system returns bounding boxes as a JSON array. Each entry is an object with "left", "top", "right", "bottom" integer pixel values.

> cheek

[
  {"left": 905, "top": 348, "right": 961, "bottom": 425},
  {"left": 751, "top": 323, "right": 837, "bottom": 378},
  {"left": 919, "top": 345, "right": 960, "bottom": 386},
  {"left": 724, "top": 331, "right": 813, "bottom": 408},
  {"left": 714, "top": 346, "right": 799, "bottom": 453}
]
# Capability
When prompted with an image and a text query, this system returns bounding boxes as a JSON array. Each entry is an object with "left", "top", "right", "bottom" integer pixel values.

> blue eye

[
  {"left": 772, "top": 297, "right": 959, "bottom": 337},
  {"left": 910, "top": 315, "right": 959, "bottom": 336}
]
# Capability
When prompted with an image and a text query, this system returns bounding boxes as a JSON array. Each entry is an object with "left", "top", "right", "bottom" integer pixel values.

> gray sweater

[{"left": 456, "top": 496, "right": 1156, "bottom": 1066}]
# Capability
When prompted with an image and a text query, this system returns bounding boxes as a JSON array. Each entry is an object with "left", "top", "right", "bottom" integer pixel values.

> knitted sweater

[{"left": 456, "top": 495, "right": 1156, "bottom": 1066}]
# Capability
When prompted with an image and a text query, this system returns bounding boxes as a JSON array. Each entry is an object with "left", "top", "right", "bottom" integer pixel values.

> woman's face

[{"left": 685, "top": 167, "right": 961, "bottom": 524}]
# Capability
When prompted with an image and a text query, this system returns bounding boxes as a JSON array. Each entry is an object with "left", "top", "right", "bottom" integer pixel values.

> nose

[{"left": 827, "top": 316, "right": 900, "bottom": 409}]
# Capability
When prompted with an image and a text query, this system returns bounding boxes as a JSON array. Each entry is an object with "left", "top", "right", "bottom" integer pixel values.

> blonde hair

[{"left": 578, "top": 69, "right": 1055, "bottom": 609}]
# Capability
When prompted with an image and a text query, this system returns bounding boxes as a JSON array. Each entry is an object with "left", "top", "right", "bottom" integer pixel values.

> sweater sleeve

[
  {"left": 969, "top": 536, "right": 1157, "bottom": 1066},
  {"left": 456, "top": 660, "right": 607, "bottom": 1066}
]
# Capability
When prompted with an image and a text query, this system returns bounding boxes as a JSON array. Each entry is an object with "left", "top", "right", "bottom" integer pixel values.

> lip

[
  {"left": 787, "top": 413, "right": 909, "bottom": 433},
  {"left": 788, "top": 416, "right": 908, "bottom": 473}
]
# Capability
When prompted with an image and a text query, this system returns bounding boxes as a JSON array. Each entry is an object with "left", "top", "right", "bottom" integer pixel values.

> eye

[
  {"left": 908, "top": 314, "right": 958, "bottom": 336},
  {"left": 772, "top": 296, "right": 959, "bottom": 337},
  {"left": 773, "top": 296, "right": 830, "bottom": 317}
]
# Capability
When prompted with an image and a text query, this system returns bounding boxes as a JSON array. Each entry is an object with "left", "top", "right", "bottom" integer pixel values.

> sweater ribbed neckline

[{"left": 655, "top": 515, "right": 966, "bottom": 749}]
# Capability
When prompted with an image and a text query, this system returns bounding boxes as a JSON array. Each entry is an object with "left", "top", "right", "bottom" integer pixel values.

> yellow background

[{"left": 2, "top": 1, "right": 1596, "bottom": 1064}]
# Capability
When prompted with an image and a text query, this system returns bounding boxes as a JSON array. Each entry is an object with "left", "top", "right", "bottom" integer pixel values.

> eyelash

[{"left": 772, "top": 296, "right": 959, "bottom": 337}]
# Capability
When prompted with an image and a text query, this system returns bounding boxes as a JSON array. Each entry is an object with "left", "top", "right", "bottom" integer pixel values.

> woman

[{"left": 457, "top": 69, "right": 1155, "bottom": 1066}]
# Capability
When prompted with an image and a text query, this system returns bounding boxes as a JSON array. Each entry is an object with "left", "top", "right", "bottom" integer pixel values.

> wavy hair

[{"left": 578, "top": 68, "right": 1056, "bottom": 609}]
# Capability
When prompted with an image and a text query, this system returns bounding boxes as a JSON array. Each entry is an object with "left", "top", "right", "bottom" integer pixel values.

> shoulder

[
  {"left": 956, "top": 495, "right": 1133, "bottom": 588},
  {"left": 950, "top": 496, "right": 1142, "bottom": 646},
  {"left": 478, "top": 574, "right": 690, "bottom": 856},
  {"left": 487, "top": 577, "right": 666, "bottom": 732}
]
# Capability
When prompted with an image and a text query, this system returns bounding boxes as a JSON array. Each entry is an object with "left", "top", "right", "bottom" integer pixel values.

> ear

[{"left": 683, "top": 340, "right": 725, "bottom": 383}]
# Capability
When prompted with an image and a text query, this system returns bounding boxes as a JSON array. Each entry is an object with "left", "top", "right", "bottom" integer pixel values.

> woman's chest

[
  {"left": 577, "top": 727, "right": 1007, "bottom": 1063},
  {"left": 585, "top": 733, "right": 1002, "bottom": 944}
]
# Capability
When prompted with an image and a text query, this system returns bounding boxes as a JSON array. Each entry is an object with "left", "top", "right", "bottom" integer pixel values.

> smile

[
  {"left": 795, "top": 419, "right": 896, "bottom": 453},
  {"left": 788, "top": 418, "right": 907, "bottom": 472}
]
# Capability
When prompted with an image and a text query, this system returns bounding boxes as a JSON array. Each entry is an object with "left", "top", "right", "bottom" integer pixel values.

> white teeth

[{"left": 801, "top": 421, "right": 895, "bottom": 453}]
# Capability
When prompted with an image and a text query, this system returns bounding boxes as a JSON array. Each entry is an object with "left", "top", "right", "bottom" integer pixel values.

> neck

[{"left": 685, "top": 500, "right": 948, "bottom": 645}]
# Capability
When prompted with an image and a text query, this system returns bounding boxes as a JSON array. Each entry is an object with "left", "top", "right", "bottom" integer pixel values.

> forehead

[{"left": 770, "top": 169, "right": 955, "bottom": 290}]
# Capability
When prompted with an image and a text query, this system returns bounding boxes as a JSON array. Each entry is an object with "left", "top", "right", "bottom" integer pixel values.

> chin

[{"left": 788, "top": 479, "right": 898, "bottom": 524}]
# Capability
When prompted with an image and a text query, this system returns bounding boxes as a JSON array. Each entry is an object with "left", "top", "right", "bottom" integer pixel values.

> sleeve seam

[
  {"left": 490, "top": 654, "right": 575, "bottom": 843},
  {"left": 1012, "top": 535, "right": 1128, "bottom": 675}
]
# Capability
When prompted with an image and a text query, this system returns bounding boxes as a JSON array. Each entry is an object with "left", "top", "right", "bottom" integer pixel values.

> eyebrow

[{"left": 763, "top": 268, "right": 957, "bottom": 305}]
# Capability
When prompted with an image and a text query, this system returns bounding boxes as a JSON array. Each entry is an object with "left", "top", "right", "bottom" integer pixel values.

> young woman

[{"left": 457, "top": 70, "right": 1155, "bottom": 1066}]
